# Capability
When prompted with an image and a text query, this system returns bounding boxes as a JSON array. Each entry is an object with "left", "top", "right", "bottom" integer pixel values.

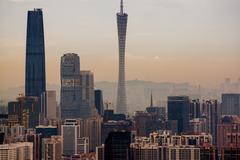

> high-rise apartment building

[
  {"left": 25, "top": 8, "right": 46, "bottom": 97},
  {"left": 217, "top": 115, "right": 240, "bottom": 149},
  {"left": 43, "top": 136, "right": 62, "bottom": 160},
  {"left": 0, "top": 142, "right": 33, "bottom": 160},
  {"left": 60, "top": 53, "right": 81, "bottom": 119},
  {"left": 168, "top": 96, "right": 190, "bottom": 133},
  {"left": 190, "top": 99, "right": 201, "bottom": 120},
  {"left": 221, "top": 94, "right": 240, "bottom": 116},
  {"left": 116, "top": 0, "right": 128, "bottom": 114},
  {"left": 201, "top": 100, "right": 220, "bottom": 145}
]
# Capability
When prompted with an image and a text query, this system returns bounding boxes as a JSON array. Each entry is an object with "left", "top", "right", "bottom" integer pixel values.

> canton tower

[{"left": 116, "top": 0, "right": 128, "bottom": 114}]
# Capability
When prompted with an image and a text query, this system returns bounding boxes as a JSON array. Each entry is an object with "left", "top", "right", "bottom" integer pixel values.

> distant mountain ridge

[{"left": 0, "top": 80, "right": 223, "bottom": 113}]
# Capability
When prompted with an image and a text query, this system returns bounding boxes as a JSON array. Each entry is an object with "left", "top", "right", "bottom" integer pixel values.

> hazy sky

[{"left": 0, "top": 0, "right": 239, "bottom": 90}]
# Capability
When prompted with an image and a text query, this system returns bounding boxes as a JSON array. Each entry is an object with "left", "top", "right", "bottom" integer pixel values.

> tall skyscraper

[
  {"left": 60, "top": 53, "right": 81, "bottom": 119},
  {"left": 201, "top": 100, "right": 220, "bottom": 145},
  {"left": 95, "top": 90, "right": 104, "bottom": 116},
  {"left": 25, "top": 8, "right": 46, "bottom": 97},
  {"left": 116, "top": 0, "right": 128, "bottom": 114},
  {"left": 80, "top": 71, "right": 94, "bottom": 118},
  {"left": 41, "top": 90, "right": 57, "bottom": 120},
  {"left": 168, "top": 96, "right": 190, "bottom": 134}
]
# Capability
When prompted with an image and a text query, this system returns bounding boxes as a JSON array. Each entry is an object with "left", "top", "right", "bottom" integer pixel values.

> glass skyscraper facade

[
  {"left": 25, "top": 8, "right": 46, "bottom": 97},
  {"left": 116, "top": 0, "right": 128, "bottom": 114},
  {"left": 168, "top": 96, "right": 190, "bottom": 134},
  {"left": 60, "top": 53, "right": 81, "bottom": 119}
]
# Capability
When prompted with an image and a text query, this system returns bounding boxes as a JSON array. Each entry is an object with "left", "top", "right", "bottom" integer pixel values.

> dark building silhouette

[
  {"left": 168, "top": 96, "right": 190, "bottom": 133},
  {"left": 25, "top": 8, "right": 46, "bottom": 97},
  {"left": 189, "top": 99, "right": 201, "bottom": 120},
  {"left": 101, "top": 120, "right": 132, "bottom": 144},
  {"left": 0, "top": 132, "right": 4, "bottom": 144},
  {"left": 221, "top": 93, "right": 240, "bottom": 116},
  {"left": 104, "top": 131, "right": 131, "bottom": 160},
  {"left": 26, "top": 133, "right": 42, "bottom": 160},
  {"left": 95, "top": 90, "right": 104, "bottom": 116},
  {"left": 103, "top": 109, "right": 126, "bottom": 122},
  {"left": 36, "top": 126, "right": 58, "bottom": 138},
  {"left": 8, "top": 96, "right": 41, "bottom": 128}
]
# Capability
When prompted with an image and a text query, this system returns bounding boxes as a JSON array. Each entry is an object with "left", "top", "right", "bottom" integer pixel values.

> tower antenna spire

[
  {"left": 120, "top": 0, "right": 123, "bottom": 14},
  {"left": 150, "top": 90, "right": 153, "bottom": 107}
]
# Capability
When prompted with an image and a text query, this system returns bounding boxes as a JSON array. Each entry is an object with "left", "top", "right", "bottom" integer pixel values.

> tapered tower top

[{"left": 120, "top": 0, "right": 124, "bottom": 14}]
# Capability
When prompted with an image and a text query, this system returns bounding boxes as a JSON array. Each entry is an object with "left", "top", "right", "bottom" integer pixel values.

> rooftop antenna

[
  {"left": 150, "top": 90, "right": 153, "bottom": 107},
  {"left": 120, "top": 0, "right": 124, "bottom": 14}
]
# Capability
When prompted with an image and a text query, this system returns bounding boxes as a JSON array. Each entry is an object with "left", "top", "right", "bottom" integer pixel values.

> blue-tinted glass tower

[
  {"left": 25, "top": 8, "right": 46, "bottom": 97},
  {"left": 95, "top": 90, "right": 104, "bottom": 116},
  {"left": 168, "top": 96, "right": 190, "bottom": 134},
  {"left": 116, "top": 0, "right": 128, "bottom": 114},
  {"left": 60, "top": 53, "right": 81, "bottom": 119}
]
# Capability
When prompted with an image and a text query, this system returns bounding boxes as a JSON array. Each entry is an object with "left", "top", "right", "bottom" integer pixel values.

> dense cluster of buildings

[{"left": 0, "top": 1, "right": 240, "bottom": 160}]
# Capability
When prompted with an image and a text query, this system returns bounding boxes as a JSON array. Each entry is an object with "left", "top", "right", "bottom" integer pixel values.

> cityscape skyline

[
  {"left": 0, "top": 1, "right": 240, "bottom": 159},
  {"left": 0, "top": 0, "right": 240, "bottom": 90}
]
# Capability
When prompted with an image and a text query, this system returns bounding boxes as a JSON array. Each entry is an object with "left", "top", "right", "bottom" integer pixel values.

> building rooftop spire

[
  {"left": 120, "top": 0, "right": 124, "bottom": 14},
  {"left": 150, "top": 91, "right": 153, "bottom": 107}
]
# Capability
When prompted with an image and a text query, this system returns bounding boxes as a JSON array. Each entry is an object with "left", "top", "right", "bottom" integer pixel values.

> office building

[
  {"left": 78, "top": 116, "right": 102, "bottom": 152},
  {"left": 8, "top": 96, "right": 41, "bottom": 128},
  {"left": 95, "top": 90, "right": 104, "bottom": 116},
  {"left": 61, "top": 119, "right": 79, "bottom": 156},
  {"left": 221, "top": 93, "right": 240, "bottom": 116},
  {"left": 168, "top": 96, "right": 190, "bottom": 133},
  {"left": 96, "top": 145, "right": 104, "bottom": 160},
  {"left": 25, "top": 8, "right": 46, "bottom": 97},
  {"left": 104, "top": 131, "right": 131, "bottom": 160},
  {"left": 201, "top": 100, "right": 220, "bottom": 145},
  {"left": 189, "top": 118, "right": 207, "bottom": 133},
  {"left": 102, "top": 120, "right": 132, "bottom": 144},
  {"left": 41, "top": 91, "right": 57, "bottom": 120},
  {"left": 116, "top": 0, "right": 128, "bottom": 114},
  {"left": 217, "top": 115, "right": 240, "bottom": 149},
  {"left": 60, "top": 53, "right": 81, "bottom": 119},
  {"left": 134, "top": 111, "right": 157, "bottom": 136},
  {"left": 0, "top": 142, "right": 33, "bottom": 160},
  {"left": 0, "top": 124, "right": 25, "bottom": 143},
  {"left": 43, "top": 136, "right": 61, "bottom": 160},
  {"left": 77, "top": 137, "right": 89, "bottom": 154},
  {"left": 190, "top": 99, "right": 201, "bottom": 120},
  {"left": 25, "top": 132, "right": 42, "bottom": 160},
  {"left": 220, "top": 147, "right": 240, "bottom": 160},
  {"left": 103, "top": 109, "right": 126, "bottom": 122},
  {"left": 80, "top": 71, "right": 94, "bottom": 118},
  {"left": 36, "top": 125, "right": 58, "bottom": 138}
]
